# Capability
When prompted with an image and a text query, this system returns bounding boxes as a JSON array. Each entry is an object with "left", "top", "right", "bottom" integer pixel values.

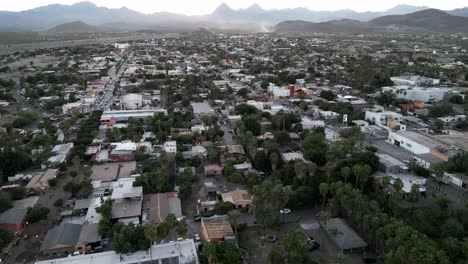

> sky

[{"left": 1, "top": 0, "right": 467, "bottom": 15}]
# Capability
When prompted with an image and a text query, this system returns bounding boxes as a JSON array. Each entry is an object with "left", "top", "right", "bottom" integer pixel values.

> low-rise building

[
  {"left": 201, "top": 215, "right": 235, "bottom": 242},
  {"left": 0, "top": 207, "right": 28, "bottom": 233},
  {"left": 221, "top": 189, "right": 252, "bottom": 209}
]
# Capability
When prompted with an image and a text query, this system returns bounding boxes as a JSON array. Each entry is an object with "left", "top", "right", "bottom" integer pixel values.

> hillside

[
  {"left": 371, "top": 9, "right": 468, "bottom": 33},
  {"left": 47, "top": 21, "right": 101, "bottom": 33},
  {"left": 275, "top": 9, "right": 468, "bottom": 34}
]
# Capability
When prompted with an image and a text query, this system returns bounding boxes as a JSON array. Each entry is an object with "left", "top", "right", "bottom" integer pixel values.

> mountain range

[
  {"left": 0, "top": 1, "right": 468, "bottom": 33},
  {"left": 275, "top": 9, "right": 468, "bottom": 34}
]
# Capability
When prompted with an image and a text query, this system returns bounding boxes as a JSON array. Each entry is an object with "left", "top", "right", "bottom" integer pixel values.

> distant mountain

[
  {"left": 0, "top": 1, "right": 467, "bottom": 33},
  {"left": 209, "top": 3, "right": 431, "bottom": 24},
  {"left": 47, "top": 20, "right": 102, "bottom": 33},
  {"left": 448, "top": 7, "right": 468, "bottom": 17},
  {"left": 371, "top": 9, "right": 468, "bottom": 33},
  {"left": 275, "top": 9, "right": 468, "bottom": 34}
]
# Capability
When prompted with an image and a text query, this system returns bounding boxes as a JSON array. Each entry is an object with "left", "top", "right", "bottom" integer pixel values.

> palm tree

[
  {"left": 175, "top": 221, "right": 188, "bottom": 239},
  {"left": 319, "top": 183, "right": 329, "bottom": 209},
  {"left": 228, "top": 209, "right": 241, "bottom": 241},
  {"left": 269, "top": 152, "right": 279, "bottom": 172},
  {"left": 340, "top": 166, "right": 351, "bottom": 184},
  {"left": 204, "top": 243, "right": 218, "bottom": 264},
  {"left": 307, "top": 162, "right": 318, "bottom": 184},
  {"left": 157, "top": 221, "right": 170, "bottom": 241},
  {"left": 280, "top": 230, "right": 307, "bottom": 262},
  {"left": 408, "top": 184, "right": 421, "bottom": 211},
  {"left": 165, "top": 213, "right": 178, "bottom": 240},
  {"left": 324, "top": 162, "right": 334, "bottom": 184},
  {"left": 144, "top": 222, "right": 158, "bottom": 261},
  {"left": 317, "top": 210, "right": 331, "bottom": 248},
  {"left": 294, "top": 161, "right": 307, "bottom": 186},
  {"left": 393, "top": 178, "right": 404, "bottom": 197}
]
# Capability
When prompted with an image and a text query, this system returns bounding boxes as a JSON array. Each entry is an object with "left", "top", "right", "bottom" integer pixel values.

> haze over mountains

[
  {"left": 275, "top": 9, "right": 468, "bottom": 34},
  {"left": 0, "top": 1, "right": 468, "bottom": 34}
]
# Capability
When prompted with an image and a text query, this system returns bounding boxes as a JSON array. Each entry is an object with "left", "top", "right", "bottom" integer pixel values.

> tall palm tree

[
  {"left": 340, "top": 166, "right": 351, "bottom": 184},
  {"left": 317, "top": 210, "right": 332, "bottom": 248},
  {"left": 319, "top": 183, "right": 329, "bottom": 209},
  {"left": 269, "top": 152, "right": 279, "bottom": 172},
  {"left": 165, "top": 214, "right": 178, "bottom": 240},
  {"left": 280, "top": 230, "right": 307, "bottom": 262},
  {"left": 175, "top": 221, "right": 188, "bottom": 239},
  {"left": 307, "top": 162, "right": 318, "bottom": 185},
  {"left": 144, "top": 222, "right": 158, "bottom": 261},
  {"left": 228, "top": 209, "right": 241, "bottom": 241},
  {"left": 294, "top": 161, "right": 307, "bottom": 186}
]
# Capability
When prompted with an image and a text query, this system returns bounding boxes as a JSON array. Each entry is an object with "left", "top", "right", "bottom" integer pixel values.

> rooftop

[
  {"left": 143, "top": 193, "right": 182, "bottom": 223},
  {"left": 36, "top": 240, "right": 199, "bottom": 264},
  {"left": 40, "top": 223, "right": 82, "bottom": 252},
  {"left": 0, "top": 207, "right": 28, "bottom": 225},
  {"left": 324, "top": 218, "right": 368, "bottom": 250},
  {"left": 201, "top": 215, "right": 234, "bottom": 240},
  {"left": 191, "top": 102, "right": 214, "bottom": 115}
]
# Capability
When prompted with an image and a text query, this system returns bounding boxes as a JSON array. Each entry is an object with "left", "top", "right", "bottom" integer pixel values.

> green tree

[
  {"left": 228, "top": 209, "right": 241, "bottom": 241},
  {"left": 27, "top": 207, "right": 50, "bottom": 223},
  {"left": 215, "top": 201, "right": 235, "bottom": 214},
  {"left": 280, "top": 230, "right": 308, "bottom": 263},
  {"left": 0, "top": 227, "right": 14, "bottom": 251},
  {"left": 175, "top": 221, "right": 188, "bottom": 238},
  {"left": 251, "top": 181, "right": 290, "bottom": 229},
  {"left": 319, "top": 183, "right": 329, "bottom": 209},
  {"left": 144, "top": 222, "right": 158, "bottom": 261}
]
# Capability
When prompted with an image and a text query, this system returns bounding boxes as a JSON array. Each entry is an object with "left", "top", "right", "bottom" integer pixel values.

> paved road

[{"left": 221, "top": 124, "right": 235, "bottom": 145}]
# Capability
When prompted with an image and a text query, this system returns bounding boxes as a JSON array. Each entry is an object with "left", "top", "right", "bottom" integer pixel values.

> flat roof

[
  {"left": 111, "top": 199, "right": 142, "bottom": 219},
  {"left": 376, "top": 153, "right": 405, "bottom": 167},
  {"left": 191, "top": 102, "right": 214, "bottom": 115},
  {"left": 91, "top": 162, "right": 136, "bottom": 181},
  {"left": 394, "top": 130, "right": 450, "bottom": 150},
  {"left": 36, "top": 239, "right": 199, "bottom": 264},
  {"left": 26, "top": 169, "right": 58, "bottom": 189},
  {"left": 143, "top": 193, "right": 182, "bottom": 223},
  {"left": 325, "top": 218, "right": 368, "bottom": 250}
]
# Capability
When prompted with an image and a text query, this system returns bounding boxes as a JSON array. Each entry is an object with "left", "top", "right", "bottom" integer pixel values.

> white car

[{"left": 280, "top": 208, "right": 291, "bottom": 214}]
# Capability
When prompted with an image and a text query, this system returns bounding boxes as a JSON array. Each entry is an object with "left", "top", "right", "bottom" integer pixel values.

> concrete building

[
  {"left": 121, "top": 93, "right": 143, "bottom": 110},
  {"left": 382, "top": 86, "right": 461, "bottom": 103},
  {"left": 390, "top": 75, "right": 440, "bottom": 86},
  {"left": 301, "top": 117, "right": 325, "bottom": 130},
  {"left": 365, "top": 110, "right": 402, "bottom": 126},
  {"left": 163, "top": 141, "right": 177, "bottom": 153},
  {"left": 191, "top": 102, "right": 214, "bottom": 118},
  {"left": 100, "top": 109, "right": 167, "bottom": 125},
  {"left": 0, "top": 207, "right": 28, "bottom": 233},
  {"left": 36, "top": 240, "right": 199, "bottom": 264}
]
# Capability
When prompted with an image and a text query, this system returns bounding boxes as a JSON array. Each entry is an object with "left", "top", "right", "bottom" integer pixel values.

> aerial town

[{"left": 0, "top": 2, "right": 468, "bottom": 264}]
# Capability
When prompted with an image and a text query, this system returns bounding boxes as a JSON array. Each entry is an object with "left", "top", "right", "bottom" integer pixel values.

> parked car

[
  {"left": 280, "top": 208, "right": 291, "bottom": 214},
  {"left": 193, "top": 216, "right": 202, "bottom": 222},
  {"left": 307, "top": 237, "right": 320, "bottom": 251},
  {"left": 194, "top": 233, "right": 201, "bottom": 242}
]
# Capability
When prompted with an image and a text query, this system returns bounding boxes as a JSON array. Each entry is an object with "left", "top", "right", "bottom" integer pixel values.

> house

[
  {"left": 352, "top": 120, "right": 369, "bottom": 133},
  {"left": 76, "top": 223, "right": 103, "bottom": 253},
  {"left": 163, "top": 141, "right": 177, "bottom": 153},
  {"left": 233, "top": 162, "right": 253, "bottom": 172},
  {"left": 40, "top": 223, "right": 82, "bottom": 256},
  {"left": 109, "top": 142, "right": 137, "bottom": 161},
  {"left": 201, "top": 215, "right": 235, "bottom": 242},
  {"left": 191, "top": 102, "right": 214, "bottom": 118},
  {"left": 26, "top": 169, "right": 58, "bottom": 190},
  {"left": 204, "top": 164, "right": 222, "bottom": 176},
  {"left": 0, "top": 207, "right": 28, "bottom": 233},
  {"left": 192, "top": 145, "right": 208, "bottom": 158},
  {"left": 143, "top": 193, "right": 182, "bottom": 223},
  {"left": 365, "top": 110, "right": 402, "bottom": 127},
  {"left": 323, "top": 218, "right": 368, "bottom": 252},
  {"left": 110, "top": 178, "right": 143, "bottom": 225},
  {"left": 90, "top": 161, "right": 137, "bottom": 183},
  {"left": 301, "top": 117, "right": 325, "bottom": 130},
  {"left": 281, "top": 152, "right": 306, "bottom": 163},
  {"left": 100, "top": 109, "right": 167, "bottom": 125},
  {"left": 221, "top": 189, "right": 252, "bottom": 209}
]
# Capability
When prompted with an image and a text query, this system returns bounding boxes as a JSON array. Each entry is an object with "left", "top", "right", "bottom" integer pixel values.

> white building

[
  {"left": 382, "top": 86, "right": 461, "bottom": 103},
  {"left": 35, "top": 240, "right": 199, "bottom": 264},
  {"left": 246, "top": 100, "right": 264, "bottom": 110},
  {"left": 365, "top": 110, "right": 402, "bottom": 126},
  {"left": 301, "top": 117, "right": 325, "bottom": 130},
  {"left": 122, "top": 93, "right": 143, "bottom": 110},
  {"left": 390, "top": 75, "right": 440, "bottom": 86},
  {"left": 163, "top": 141, "right": 177, "bottom": 153}
]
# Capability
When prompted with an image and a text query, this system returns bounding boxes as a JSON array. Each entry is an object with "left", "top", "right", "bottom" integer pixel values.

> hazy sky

[{"left": 1, "top": 0, "right": 467, "bottom": 15}]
